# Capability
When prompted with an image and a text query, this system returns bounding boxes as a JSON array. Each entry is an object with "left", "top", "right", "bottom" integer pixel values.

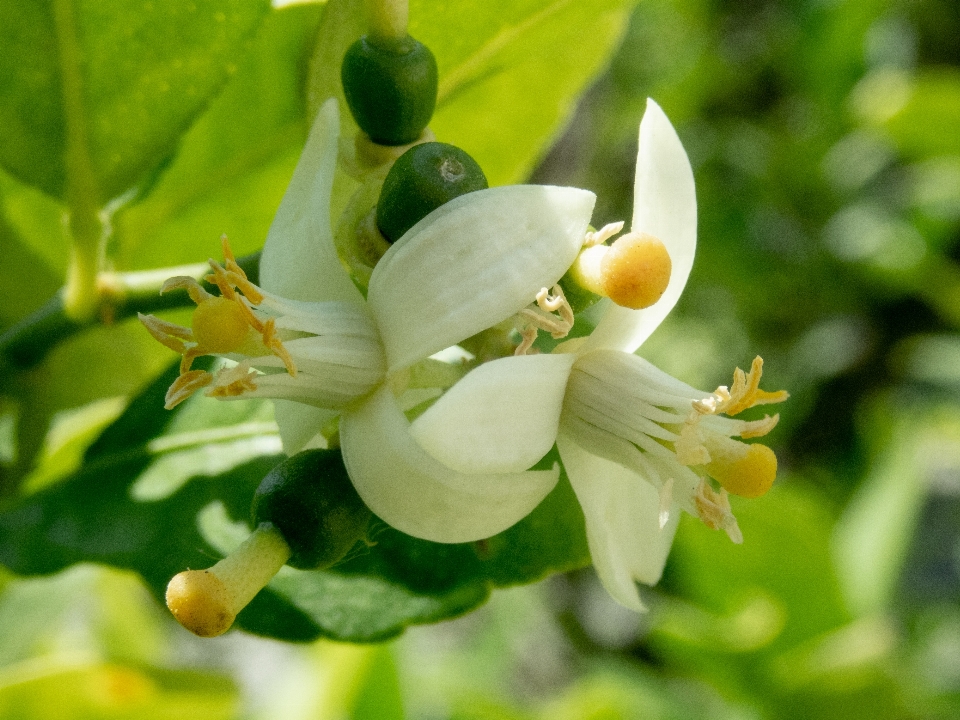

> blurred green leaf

[
  {"left": 882, "top": 69, "right": 960, "bottom": 159},
  {"left": 0, "top": 661, "right": 236, "bottom": 720},
  {"left": 0, "top": 0, "right": 271, "bottom": 203},
  {"left": 114, "top": 3, "right": 323, "bottom": 270},
  {"left": 419, "top": 0, "right": 635, "bottom": 186}
]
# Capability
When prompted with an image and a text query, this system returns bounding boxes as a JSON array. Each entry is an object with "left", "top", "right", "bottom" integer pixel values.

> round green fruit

[
  {"left": 376, "top": 142, "right": 488, "bottom": 243},
  {"left": 341, "top": 34, "right": 438, "bottom": 146},
  {"left": 252, "top": 450, "right": 370, "bottom": 570}
]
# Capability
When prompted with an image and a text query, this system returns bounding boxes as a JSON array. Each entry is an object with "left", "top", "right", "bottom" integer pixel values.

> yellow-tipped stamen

[
  {"left": 165, "top": 370, "right": 214, "bottom": 409},
  {"left": 206, "top": 362, "right": 260, "bottom": 399},
  {"left": 567, "top": 225, "right": 673, "bottom": 310},
  {"left": 139, "top": 313, "right": 190, "bottom": 354},
  {"left": 166, "top": 524, "right": 291, "bottom": 637},
  {"left": 694, "top": 481, "right": 742, "bottom": 543},
  {"left": 675, "top": 355, "right": 788, "bottom": 499},
  {"left": 140, "top": 237, "right": 300, "bottom": 408},
  {"left": 161, "top": 276, "right": 213, "bottom": 305},
  {"left": 712, "top": 357, "right": 790, "bottom": 417},
  {"left": 261, "top": 318, "right": 297, "bottom": 377}
]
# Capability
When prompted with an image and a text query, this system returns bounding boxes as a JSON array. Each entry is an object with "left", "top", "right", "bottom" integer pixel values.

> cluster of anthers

[
  {"left": 676, "top": 357, "right": 789, "bottom": 539},
  {"left": 139, "top": 237, "right": 296, "bottom": 409}
]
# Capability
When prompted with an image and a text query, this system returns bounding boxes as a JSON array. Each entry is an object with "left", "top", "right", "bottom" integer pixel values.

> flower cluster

[{"left": 142, "top": 98, "right": 787, "bottom": 611}]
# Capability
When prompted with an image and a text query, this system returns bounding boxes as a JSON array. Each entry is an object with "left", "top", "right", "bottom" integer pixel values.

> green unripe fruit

[
  {"left": 342, "top": 35, "right": 438, "bottom": 146},
  {"left": 251, "top": 450, "right": 370, "bottom": 570},
  {"left": 376, "top": 142, "right": 488, "bottom": 243}
]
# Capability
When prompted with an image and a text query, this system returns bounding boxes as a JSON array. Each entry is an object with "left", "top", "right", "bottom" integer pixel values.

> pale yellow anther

[
  {"left": 161, "top": 276, "right": 213, "bottom": 305},
  {"left": 206, "top": 362, "right": 259, "bottom": 399},
  {"left": 600, "top": 232, "right": 672, "bottom": 310},
  {"left": 164, "top": 369, "right": 213, "bottom": 409},
  {"left": 139, "top": 313, "right": 191, "bottom": 354},
  {"left": 694, "top": 481, "right": 743, "bottom": 543},
  {"left": 191, "top": 296, "right": 251, "bottom": 354},
  {"left": 261, "top": 318, "right": 297, "bottom": 377},
  {"left": 718, "top": 357, "right": 789, "bottom": 417},
  {"left": 737, "top": 413, "right": 780, "bottom": 439}
]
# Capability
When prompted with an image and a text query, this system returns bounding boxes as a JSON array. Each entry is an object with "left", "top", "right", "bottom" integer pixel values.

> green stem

[
  {"left": 366, "top": 0, "right": 408, "bottom": 42},
  {"left": 53, "top": 0, "right": 104, "bottom": 322},
  {"left": 0, "top": 252, "right": 261, "bottom": 370}
]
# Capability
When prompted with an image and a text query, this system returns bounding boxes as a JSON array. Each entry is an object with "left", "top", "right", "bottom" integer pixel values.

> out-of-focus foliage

[{"left": 2, "top": 0, "right": 960, "bottom": 716}]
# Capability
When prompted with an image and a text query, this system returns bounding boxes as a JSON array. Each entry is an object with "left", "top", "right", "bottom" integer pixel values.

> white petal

[
  {"left": 260, "top": 99, "right": 362, "bottom": 304},
  {"left": 368, "top": 185, "right": 595, "bottom": 372},
  {"left": 410, "top": 354, "right": 576, "bottom": 474},
  {"left": 273, "top": 400, "right": 337, "bottom": 454},
  {"left": 340, "top": 385, "right": 560, "bottom": 543},
  {"left": 557, "top": 432, "right": 679, "bottom": 611},
  {"left": 587, "top": 99, "right": 697, "bottom": 353}
]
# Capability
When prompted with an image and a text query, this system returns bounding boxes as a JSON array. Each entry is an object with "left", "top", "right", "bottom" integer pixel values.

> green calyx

[
  {"left": 376, "top": 142, "right": 488, "bottom": 243},
  {"left": 251, "top": 450, "right": 371, "bottom": 570},
  {"left": 342, "top": 34, "right": 438, "bottom": 146}
]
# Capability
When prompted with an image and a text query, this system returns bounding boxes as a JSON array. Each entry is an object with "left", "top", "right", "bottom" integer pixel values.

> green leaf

[
  {"left": 0, "top": 361, "right": 590, "bottom": 642},
  {"left": 879, "top": 69, "right": 960, "bottom": 160},
  {"left": 419, "top": 0, "right": 635, "bottom": 186},
  {"left": 0, "top": 0, "right": 271, "bottom": 203},
  {"left": 114, "top": 4, "right": 323, "bottom": 270}
]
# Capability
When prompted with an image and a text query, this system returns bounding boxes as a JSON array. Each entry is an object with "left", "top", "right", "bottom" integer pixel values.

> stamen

[
  {"left": 694, "top": 481, "right": 743, "bottom": 544},
  {"left": 161, "top": 276, "right": 213, "bottom": 305},
  {"left": 514, "top": 326, "right": 539, "bottom": 356},
  {"left": 206, "top": 363, "right": 259, "bottom": 399},
  {"left": 584, "top": 221, "right": 624, "bottom": 248},
  {"left": 139, "top": 313, "right": 192, "bottom": 353},
  {"left": 715, "top": 357, "right": 789, "bottom": 417},
  {"left": 165, "top": 369, "right": 214, "bottom": 409},
  {"left": 261, "top": 318, "right": 297, "bottom": 376},
  {"left": 536, "top": 285, "right": 574, "bottom": 329}
]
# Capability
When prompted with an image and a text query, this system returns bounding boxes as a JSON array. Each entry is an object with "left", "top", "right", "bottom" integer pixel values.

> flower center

[{"left": 561, "top": 349, "right": 788, "bottom": 540}]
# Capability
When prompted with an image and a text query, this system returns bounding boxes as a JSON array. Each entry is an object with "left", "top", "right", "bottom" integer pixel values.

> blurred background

[{"left": 3, "top": 0, "right": 960, "bottom": 717}]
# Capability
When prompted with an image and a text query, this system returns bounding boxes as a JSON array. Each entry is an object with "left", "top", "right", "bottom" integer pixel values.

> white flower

[
  {"left": 140, "top": 99, "right": 599, "bottom": 543},
  {"left": 407, "top": 100, "right": 788, "bottom": 610}
]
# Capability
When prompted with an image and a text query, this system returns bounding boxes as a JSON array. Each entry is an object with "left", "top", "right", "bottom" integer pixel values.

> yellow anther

[
  {"left": 719, "top": 357, "right": 789, "bottom": 417},
  {"left": 704, "top": 439, "right": 777, "bottom": 499},
  {"left": 191, "top": 296, "right": 252, "bottom": 354},
  {"left": 600, "top": 232, "right": 672, "bottom": 310},
  {"left": 694, "top": 480, "right": 742, "bottom": 543},
  {"left": 161, "top": 276, "right": 213, "bottom": 305},
  {"left": 261, "top": 318, "right": 297, "bottom": 376},
  {"left": 206, "top": 363, "right": 259, "bottom": 399},
  {"left": 164, "top": 369, "right": 213, "bottom": 409}
]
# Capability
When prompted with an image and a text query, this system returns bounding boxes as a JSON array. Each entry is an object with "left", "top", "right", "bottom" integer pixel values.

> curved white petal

[
  {"left": 587, "top": 99, "right": 697, "bottom": 354},
  {"left": 341, "top": 385, "right": 560, "bottom": 543},
  {"left": 410, "top": 354, "right": 576, "bottom": 474},
  {"left": 368, "top": 185, "right": 595, "bottom": 372},
  {"left": 557, "top": 432, "right": 679, "bottom": 611},
  {"left": 260, "top": 99, "right": 362, "bottom": 304},
  {"left": 273, "top": 400, "right": 337, "bottom": 454}
]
